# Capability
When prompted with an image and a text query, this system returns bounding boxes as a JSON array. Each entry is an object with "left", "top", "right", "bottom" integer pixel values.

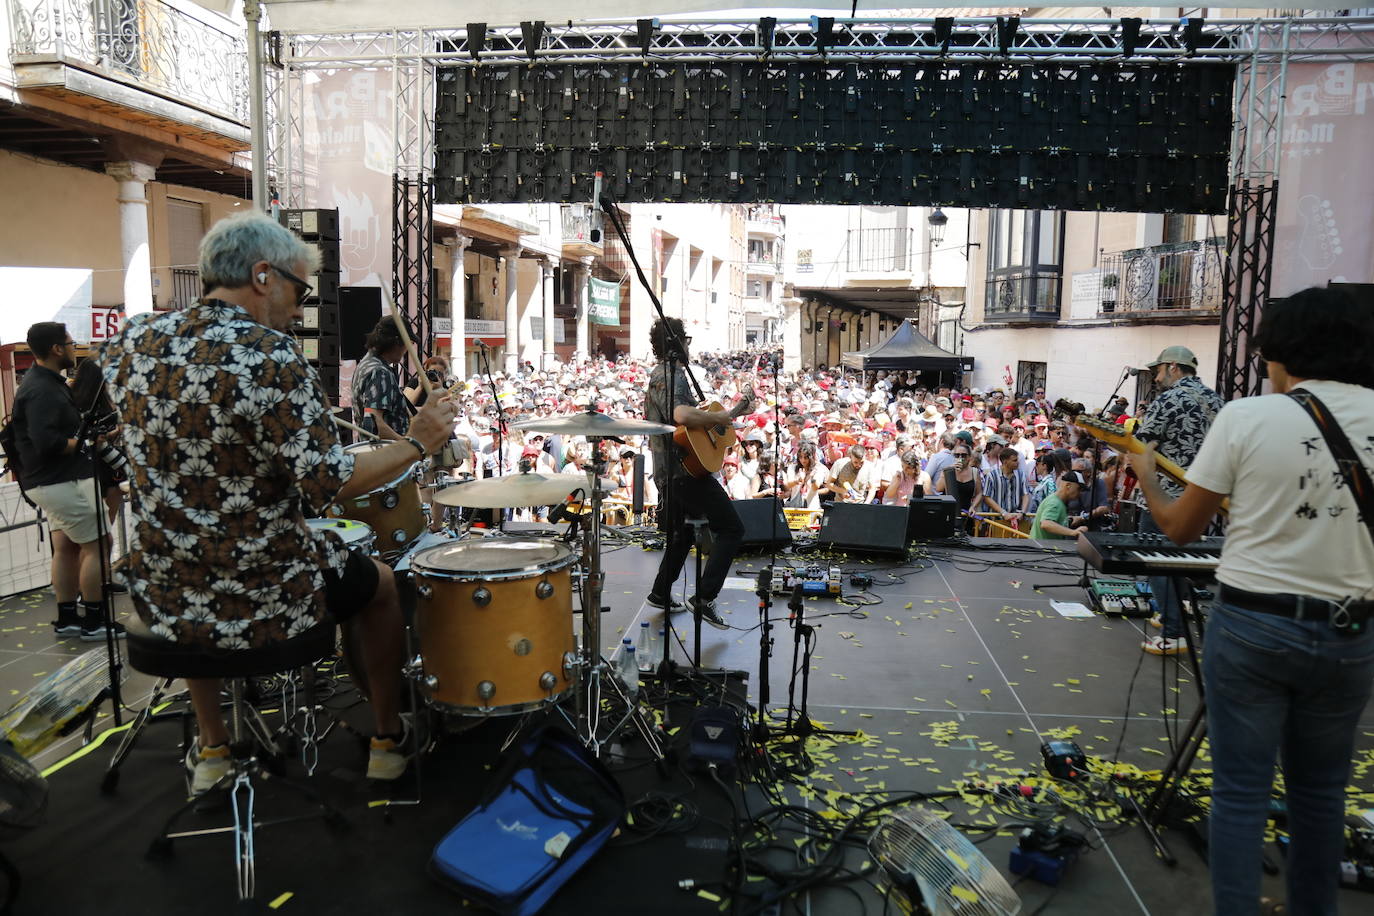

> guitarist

[
  {"left": 644, "top": 317, "right": 752, "bottom": 630},
  {"left": 1133, "top": 345, "right": 1225, "bottom": 655}
]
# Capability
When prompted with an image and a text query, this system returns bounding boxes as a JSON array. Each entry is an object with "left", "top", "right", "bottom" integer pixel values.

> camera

[
  {"left": 1052, "top": 398, "right": 1085, "bottom": 421},
  {"left": 95, "top": 436, "right": 129, "bottom": 479}
]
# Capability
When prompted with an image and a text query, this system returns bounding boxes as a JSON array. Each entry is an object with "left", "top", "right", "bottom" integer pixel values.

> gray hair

[{"left": 199, "top": 213, "right": 317, "bottom": 291}]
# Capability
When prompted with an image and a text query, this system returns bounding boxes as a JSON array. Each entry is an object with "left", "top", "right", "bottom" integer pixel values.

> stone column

[
  {"left": 540, "top": 258, "right": 556, "bottom": 370},
  {"left": 503, "top": 245, "right": 521, "bottom": 374},
  {"left": 105, "top": 160, "right": 158, "bottom": 316},
  {"left": 446, "top": 235, "right": 470, "bottom": 376},
  {"left": 574, "top": 260, "right": 591, "bottom": 362}
]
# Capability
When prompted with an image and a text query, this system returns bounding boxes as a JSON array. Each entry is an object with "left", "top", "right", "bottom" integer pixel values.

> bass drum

[
  {"left": 327, "top": 441, "right": 424, "bottom": 558},
  {"left": 412, "top": 539, "right": 577, "bottom": 716}
]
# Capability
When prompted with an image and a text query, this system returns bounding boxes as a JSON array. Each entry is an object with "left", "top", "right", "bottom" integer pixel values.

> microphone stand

[
  {"left": 1098, "top": 368, "right": 1135, "bottom": 419},
  {"left": 475, "top": 339, "right": 507, "bottom": 528},
  {"left": 782, "top": 584, "right": 855, "bottom": 744},
  {"left": 76, "top": 402, "right": 125, "bottom": 727},
  {"left": 751, "top": 350, "right": 786, "bottom": 743}
]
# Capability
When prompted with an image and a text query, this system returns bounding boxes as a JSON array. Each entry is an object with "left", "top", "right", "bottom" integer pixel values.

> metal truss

[
  {"left": 276, "top": 16, "right": 1374, "bottom": 68},
  {"left": 1218, "top": 179, "right": 1277, "bottom": 400},
  {"left": 392, "top": 174, "right": 434, "bottom": 361}
]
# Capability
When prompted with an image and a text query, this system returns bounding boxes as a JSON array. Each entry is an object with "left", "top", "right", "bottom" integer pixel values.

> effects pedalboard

[
  {"left": 1089, "top": 579, "right": 1153, "bottom": 617},
  {"left": 767, "top": 564, "right": 842, "bottom": 597}
]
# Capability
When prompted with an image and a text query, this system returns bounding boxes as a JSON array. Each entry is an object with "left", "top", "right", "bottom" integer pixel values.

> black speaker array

[
  {"left": 279, "top": 208, "right": 341, "bottom": 400},
  {"left": 434, "top": 61, "right": 1234, "bottom": 213}
]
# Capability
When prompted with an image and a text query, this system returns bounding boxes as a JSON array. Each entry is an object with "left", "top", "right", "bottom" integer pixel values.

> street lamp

[{"left": 927, "top": 207, "right": 949, "bottom": 247}]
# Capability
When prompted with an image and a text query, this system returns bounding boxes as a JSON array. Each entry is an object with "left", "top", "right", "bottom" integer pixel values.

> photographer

[{"left": 12, "top": 322, "right": 122, "bottom": 640}]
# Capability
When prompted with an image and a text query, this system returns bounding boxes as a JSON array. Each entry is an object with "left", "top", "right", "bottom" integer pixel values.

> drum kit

[{"left": 310, "top": 408, "right": 676, "bottom": 756}]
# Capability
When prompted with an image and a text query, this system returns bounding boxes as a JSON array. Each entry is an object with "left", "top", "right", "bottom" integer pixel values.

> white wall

[{"left": 964, "top": 322, "right": 1222, "bottom": 405}]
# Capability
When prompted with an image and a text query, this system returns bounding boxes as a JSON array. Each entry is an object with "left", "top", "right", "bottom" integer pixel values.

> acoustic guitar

[
  {"left": 674, "top": 395, "right": 755, "bottom": 478},
  {"left": 1072, "top": 414, "right": 1230, "bottom": 515}
]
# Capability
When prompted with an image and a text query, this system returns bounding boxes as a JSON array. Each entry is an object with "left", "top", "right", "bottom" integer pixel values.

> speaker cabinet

[
  {"left": 818, "top": 503, "right": 909, "bottom": 555},
  {"left": 907, "top": 494, "right": 958, "bottom": 540},
  {"left": 339, "top": 286, "right": 383, "bottom": 362},
  {"left": 733, "top": 498, "right": 793, "bottom": 550}
]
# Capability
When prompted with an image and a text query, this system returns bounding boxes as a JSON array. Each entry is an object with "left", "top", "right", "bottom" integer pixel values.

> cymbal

[
  {"left": 432, "top": 472, "right": 590, "bottom": 509},
  {"left": 512, "top": 410, "right": 674, "bottom": 438}
]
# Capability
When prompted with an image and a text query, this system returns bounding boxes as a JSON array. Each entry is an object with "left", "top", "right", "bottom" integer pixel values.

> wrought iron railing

[
  {"left": 1098, "top": 239, "right": 1224, "bottom": 314},
  {"left": 7, "top": 0, "right": 249, "bottom": 123},
  {"left": 170, "top": 267, "right": 199, "bottom": 308},
  {"left": 985, "top": 274, "right": 1062, "bottom": 318},
  {"left": 845, "top": 227, "right": 913, "bottom": 273}
]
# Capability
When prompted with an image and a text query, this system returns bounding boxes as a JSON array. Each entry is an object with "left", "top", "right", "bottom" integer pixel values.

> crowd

[{"left": 400, "top": 347, "right": 1138, "bottom": 537}]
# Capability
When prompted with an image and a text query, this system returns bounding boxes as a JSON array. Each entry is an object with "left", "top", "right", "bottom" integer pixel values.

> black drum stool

[{"left": 124, "top": 618, "right": 347, "bottom": 902}]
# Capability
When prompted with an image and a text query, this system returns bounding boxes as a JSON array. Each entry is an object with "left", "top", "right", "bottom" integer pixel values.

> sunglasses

[{"left": 271, "top": 264, "right": 314, "bottom": 304}]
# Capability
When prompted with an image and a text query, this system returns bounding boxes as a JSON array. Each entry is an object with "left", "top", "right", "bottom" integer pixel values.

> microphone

[
  {"left": 756, "top": 567, "right": 772, "bottom": 599},
  {"left": 474, "top": 338, "right": 488, "bottom": 350},
  {"left": 787, "top": 582, "right": 803, "bottom": 624},
  {"left": 1127, "top": 367, "right": 1145, "bottom": 377},
  {"left": 548, "top": 491, "right": 581, "bottom": 525}
]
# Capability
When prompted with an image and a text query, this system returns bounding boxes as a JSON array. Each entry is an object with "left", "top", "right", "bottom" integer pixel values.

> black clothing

[
  {"left": 12, "top": 365, "right": 91, "bottom": 488},
  {"left": 650, "top": 473, "right": 744, "bottom": 604}
]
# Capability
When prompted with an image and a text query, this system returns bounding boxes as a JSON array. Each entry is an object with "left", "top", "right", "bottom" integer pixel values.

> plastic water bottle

[
  {"left": 638, "top": 621, "right": 656, "bottom": 672},
  {"left": 622, "top": 646, "right": 639, "bottom": 699}
]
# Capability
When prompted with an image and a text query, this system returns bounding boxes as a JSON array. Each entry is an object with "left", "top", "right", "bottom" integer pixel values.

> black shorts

[{"left": 321, "top": 546, "right": 380, "bottom": 623}]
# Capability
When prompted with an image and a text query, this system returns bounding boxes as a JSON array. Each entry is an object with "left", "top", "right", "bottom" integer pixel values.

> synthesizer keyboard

[{"left": 1077, "top": 532, "right": 1224, "bottom": 577}]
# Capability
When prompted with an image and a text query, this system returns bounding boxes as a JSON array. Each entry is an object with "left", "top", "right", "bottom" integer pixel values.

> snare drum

[
  {"left": 305, "top": 517, "right": 376, "bottom": 555},
  {"left": 412, "top": 539, "right": 578, "bottom": 715},
  {"left": 327, "top": 441, "right": 424, "bottom": 557}
]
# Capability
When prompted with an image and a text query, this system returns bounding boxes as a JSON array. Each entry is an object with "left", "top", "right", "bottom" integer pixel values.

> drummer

[{"left": 97, "top": 213, "right": 459, "bottom": 791}]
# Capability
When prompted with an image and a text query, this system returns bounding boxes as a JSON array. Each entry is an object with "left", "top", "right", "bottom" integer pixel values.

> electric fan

[{"left": 868, "top": 805, "right": 1021, "bottom": 916}]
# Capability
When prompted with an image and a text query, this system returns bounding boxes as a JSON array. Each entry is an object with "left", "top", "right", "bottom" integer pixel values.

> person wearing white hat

[{"left": 1133, "top": 344, "right": 1225, "bottom": 656}]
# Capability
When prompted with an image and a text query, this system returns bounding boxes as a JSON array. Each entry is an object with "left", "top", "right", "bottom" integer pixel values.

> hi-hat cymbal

[
  {"left": 432, "top": 472, "right": 589, "bottom": 509},
  {"left": 512, "top": 410, "right": 674, "bottom": 438}
]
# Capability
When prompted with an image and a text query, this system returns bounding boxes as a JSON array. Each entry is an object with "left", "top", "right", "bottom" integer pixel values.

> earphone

[{"left": 257, "top": 272, "right": 267, "bottom": 283}]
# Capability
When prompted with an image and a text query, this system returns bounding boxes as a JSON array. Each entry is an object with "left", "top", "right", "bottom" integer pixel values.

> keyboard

[{"left": 1077, "top": 532, "right": 1224, "bottom": 577}]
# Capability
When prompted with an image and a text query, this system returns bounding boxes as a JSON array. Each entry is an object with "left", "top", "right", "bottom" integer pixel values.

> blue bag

[{"left": 430, "top": 727, "right": 625, "bottom": 914}]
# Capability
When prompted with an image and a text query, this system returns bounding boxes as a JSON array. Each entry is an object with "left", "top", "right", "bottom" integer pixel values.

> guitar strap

[{"left": 1286, "top": 388, "right": 1374, "bottom": 554}]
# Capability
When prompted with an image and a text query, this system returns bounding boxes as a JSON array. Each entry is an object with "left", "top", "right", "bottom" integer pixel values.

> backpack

[{"left": 0, "top": 414, "right": 34, "bottom": 506}]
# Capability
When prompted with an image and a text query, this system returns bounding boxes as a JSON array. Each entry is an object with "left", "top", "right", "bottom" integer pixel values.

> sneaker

[
  {"left": 185, "top": 742, "right": 232, "bottom": 795},
  {"left": 1143, "top": 635, "right": 1188, "bottom": 656},
  {"left": 1148, "top": 613, "right": 1163, "bottom": 630},
  {"left": 688, "top": 595, "right": 728, "bottom": 631},
  {"left": 646, "top": 593, "right": 687, "bottom": 614},
  {"left": 53, "top": 614, "right": 84, "bottom": 637},
  {"left": 367, "top": 722, "right": 412, "bottom": 781},
  {"left": 80, "top": 619, "right": 127, "bottom": 642}
]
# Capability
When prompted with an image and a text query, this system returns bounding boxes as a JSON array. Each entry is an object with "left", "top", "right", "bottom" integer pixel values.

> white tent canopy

[{"left": 257, "top": 2, "right": 1352, "bottom": 34}]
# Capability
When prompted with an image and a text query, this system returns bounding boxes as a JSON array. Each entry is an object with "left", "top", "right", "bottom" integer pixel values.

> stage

[{"left": 4, "top": 535, "right": 1373, "bottom": 914}]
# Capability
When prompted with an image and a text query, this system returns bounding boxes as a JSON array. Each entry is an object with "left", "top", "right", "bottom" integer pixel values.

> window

[
  {"left": 1016, "top": 361, "right": 1047, "bottom": 400},
  {"left": 986, "top": 210, "right": 1065, "bottom": 317}
]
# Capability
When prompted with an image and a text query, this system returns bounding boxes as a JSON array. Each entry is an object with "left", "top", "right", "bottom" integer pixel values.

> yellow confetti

[
  {"left": 268, "top": 892, "right": 294, "bottom": 909},
  {"left": 697, "top": 889, "right": 722, "bottom": 903}
]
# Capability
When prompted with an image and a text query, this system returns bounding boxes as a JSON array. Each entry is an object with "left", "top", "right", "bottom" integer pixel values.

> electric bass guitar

[
  {"left": 675, "top": 394, "right": 755, "bottom": 478},
  {"left": 1071, "top": 412, "right": 1230, "bottom": 516}
]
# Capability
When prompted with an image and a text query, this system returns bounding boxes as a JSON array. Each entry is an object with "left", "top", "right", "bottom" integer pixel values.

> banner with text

[{"left": 588, "top": 277, "right": 621, "bottom": 327}]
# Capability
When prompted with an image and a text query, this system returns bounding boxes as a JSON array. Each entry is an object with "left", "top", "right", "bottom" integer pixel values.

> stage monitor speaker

[
  {"left": 733, "top": 498, "right": 793, "bottom": 550},
  {"left": 1328, "top": 281, "right": 1374, "bottom": 310},
  {"left": 907, "top": 494, "right": 958, "bottom": 540},
  {"left": 818, "top": 503, "right": 909, "bottom": 555},
  {"left": 339, "top": 286, "right": 382, "bottom": 362}
]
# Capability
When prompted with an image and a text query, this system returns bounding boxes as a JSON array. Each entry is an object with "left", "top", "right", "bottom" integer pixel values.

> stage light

[
  {"left": 1184, "top": 17, "right": 1203, "bottom": 55},
  {"left": 1120, "top": 18, "right": 1141, "bottom": 58},
  {"left": 636, "top": 18, "right": 657, "bottom": 57},
  {"left": 932, "top": 17, "right": 954, "bottom": 55},
  {"left": 997, "top": 16, "right": 1020, "bottom": 57},
  {"left": 811, "top": 16, "right": 835, "bottom": 55},
  {"left": 758, "top": 17, "right": 776, "bottom": 56},
  {"left": 466, "top": 22, "right": 486, "bottom": 63},
  {"left": 928, "top": 208, "right": 949, "bottom": 247},
  {"left": 520, "top": 21, "right": 544, "bottom": 61}
]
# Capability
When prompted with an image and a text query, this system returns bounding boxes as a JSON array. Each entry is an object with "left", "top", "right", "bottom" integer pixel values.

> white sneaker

[{"left": 185, "top": 742, "right": 232, "bottom": 795}]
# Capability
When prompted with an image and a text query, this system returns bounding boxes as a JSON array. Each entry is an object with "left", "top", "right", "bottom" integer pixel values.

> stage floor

[{"left": 4, "top": 534, "right": 1373, "bottom": 914}]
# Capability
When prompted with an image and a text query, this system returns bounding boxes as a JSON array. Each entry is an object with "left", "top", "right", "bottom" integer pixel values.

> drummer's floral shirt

[{"left": 99, "top": 300, "right": 354, "bottom": 648}]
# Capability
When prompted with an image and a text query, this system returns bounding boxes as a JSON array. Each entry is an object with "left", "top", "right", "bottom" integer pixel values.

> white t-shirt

[{"left": 1186, "top": 379, "right": 1374, "bottom": 604}]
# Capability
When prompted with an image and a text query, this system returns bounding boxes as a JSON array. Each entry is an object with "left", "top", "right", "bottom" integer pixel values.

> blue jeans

[
  {"left": 1139, "top": 509, "right": 1185, "bottom": 639},
  {"left": 1203, "top": 600, "right": 1374, "bottom": 915}
]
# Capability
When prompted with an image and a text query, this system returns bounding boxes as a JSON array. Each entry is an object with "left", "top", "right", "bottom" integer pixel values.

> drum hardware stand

[
  {"left": 687, "top": 517, "right": 710, "bottom": 669},
  {"left": 571, "top": 443, "right": 663, "bottom": 761}
]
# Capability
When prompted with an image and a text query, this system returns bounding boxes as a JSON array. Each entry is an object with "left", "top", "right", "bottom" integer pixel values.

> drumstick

[
  {"left": 381, "top": 287, "right": 434, "bottom": 398},
  {"left": 332, "top": 414, "right": 386, "bottom": 442}
]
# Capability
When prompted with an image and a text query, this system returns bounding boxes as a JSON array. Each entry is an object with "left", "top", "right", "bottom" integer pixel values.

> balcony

[
  {"left": 746, "top": 211, "right": 783, "bottom": 239},
  {"left": 985, "top": 274, "right": 1062, "bottom": 322},
  {"left": 7, "top": 0, "right": 249, "bottom": 145},
  {"left": 1098, "top": 239, "right": 1224, "bottom": 318},
  {"left": 560, "top": 203, "right": 602, "bottom": 258},
  {"left": 845, "top": 227, "right": 914, "bottom": 282}
]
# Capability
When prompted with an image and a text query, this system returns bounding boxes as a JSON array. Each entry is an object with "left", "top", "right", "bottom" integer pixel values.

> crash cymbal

[
  {"left": 432, "top": 472, "right": 590, "bottom": 509},
  {"left": 512, "top": 410, "right": 674, "bottom": 438}
]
